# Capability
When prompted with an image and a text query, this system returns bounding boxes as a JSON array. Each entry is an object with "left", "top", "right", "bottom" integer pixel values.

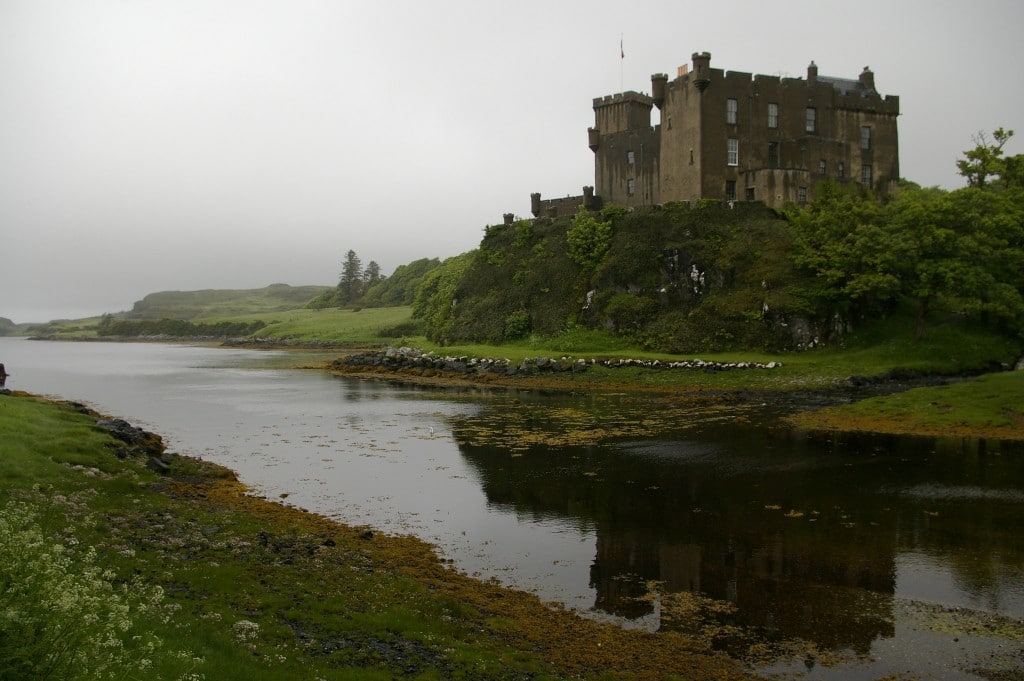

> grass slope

[
  {"left": 126, "top": 284, "right": 331, "bottom": 320},
  {"left": 787, "top": 371, "right": 1024, "bottom": 440},
  {"left": 0, "top": 392, "right": 755, "bottom": 680}
]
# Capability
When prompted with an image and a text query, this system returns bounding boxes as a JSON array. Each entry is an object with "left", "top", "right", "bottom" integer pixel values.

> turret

[
  {"left": 651, "top": 73, "right": 668, "bottom": 109},
  {"left": 691, "top": 52, "right": 711, "bottom": 92},
  {"left": 588, "top": 126, "right": 600, "bottom": 152},
  {"left": 530, "top": 192, "right": 541, "bottom": 218}
]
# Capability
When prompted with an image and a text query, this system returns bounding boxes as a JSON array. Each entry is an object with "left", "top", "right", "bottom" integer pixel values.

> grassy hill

[{"left": 125, "top": 283, "right": 331, "bottom": 320}]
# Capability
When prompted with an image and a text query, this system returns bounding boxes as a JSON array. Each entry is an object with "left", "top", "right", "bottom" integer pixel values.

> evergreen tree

[
  {"left": 363, "top": 260, "right": 382, "bottom": 289},
  {"left": 338, "top": 250, "right": 363, "bottom": 304}
]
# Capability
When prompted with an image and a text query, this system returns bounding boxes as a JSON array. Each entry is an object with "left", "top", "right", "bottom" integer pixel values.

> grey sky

[{"left": 2, "top": 0, "right": 1022, "bottom": 323}]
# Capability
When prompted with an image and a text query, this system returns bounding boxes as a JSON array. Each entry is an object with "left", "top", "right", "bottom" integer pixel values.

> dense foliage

[
  {"left": 97, "top": 316, "right": 266, "bottom": 338},
  {"left": 411, "top": 131, "right": 1024, "bottom": 352},
  {"left": 361, "top": 257, "right": 441, "bottom": 307},
  {"left": 308, "top": 252, "right": 441, "bottom": 310},
  {"left": 413, "top": 203, "right": 816, "bottom": 351},
  {"left": 791, "top": 136, "right": 1024, "bottom": 341}
]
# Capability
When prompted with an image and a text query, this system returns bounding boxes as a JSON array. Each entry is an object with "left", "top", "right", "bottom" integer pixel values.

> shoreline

[
  {"left": 5, "top": 382, "right": 1023, "bottom": 678},
  {"left": 325, "top": 359, "right": 1024, "bottom": 443},
  {"left": 2, "top": 390, "right": 759, "bottom": 680}
]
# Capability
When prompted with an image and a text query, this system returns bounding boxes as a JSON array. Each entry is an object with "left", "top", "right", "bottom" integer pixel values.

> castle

[{"left": 523, "top": 52, "right": 900, "bottom": 220}]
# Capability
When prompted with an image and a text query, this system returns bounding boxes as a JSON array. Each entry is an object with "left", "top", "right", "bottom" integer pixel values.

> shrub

[
  {"left": 503, "top": 310, "right": 531, "bottom": 341},
  {"left": 567, "top": 206, "right": 613, "bottom": 269},
  {"left": 0, "top": 499, "right": 203, "bottom": 680}
]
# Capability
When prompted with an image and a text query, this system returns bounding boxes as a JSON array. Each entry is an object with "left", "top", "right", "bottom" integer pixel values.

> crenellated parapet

[
  {"left": 528, "top": 187, "right": 603, "bottom": 219},
  {"left": 529, "top": 51, "right": 901, "bottom": 215}
]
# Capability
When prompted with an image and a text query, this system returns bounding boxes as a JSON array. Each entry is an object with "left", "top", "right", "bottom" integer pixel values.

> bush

[
  {"left": 0, "top": 498, "right": 203, "bottom": 680},
  {"left": 567, "top": 206, "right": 613, "bottom": 269},
  {"left": 503, "top": 309, "right": 531, "bottom": 341}
]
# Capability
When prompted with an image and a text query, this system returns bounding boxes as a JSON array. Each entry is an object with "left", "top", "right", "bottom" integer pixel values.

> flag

[{"left": 620, "top": 37, "right": 624, "bottom": 60}]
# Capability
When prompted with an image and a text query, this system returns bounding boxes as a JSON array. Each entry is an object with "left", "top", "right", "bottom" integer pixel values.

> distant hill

[
  {"left": 124, "top": 283, "right": 331, "bottom": 320},
  {"left": 0, "top": 317, "right": 24, "bottom": 336}
]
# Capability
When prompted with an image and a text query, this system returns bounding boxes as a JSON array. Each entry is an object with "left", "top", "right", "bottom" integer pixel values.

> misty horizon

[{"left": 4, "top": 1, "right": 1022, "bottom": 325}]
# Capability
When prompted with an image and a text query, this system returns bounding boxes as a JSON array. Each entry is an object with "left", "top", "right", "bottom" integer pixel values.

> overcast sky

[{"left": 2, "top": 0, "right": 1022, "bottom": 323}]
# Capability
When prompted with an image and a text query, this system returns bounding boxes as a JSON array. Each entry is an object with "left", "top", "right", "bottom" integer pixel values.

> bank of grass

[
  {"left": 207, "top": 306, "right": 418, "bottom": 344},
  {"left": 407, "top": 313, "right": 1021, "bottom": 390},
  {"left": 0, "top": 392, "right": 756, "bottom": 681},
  {"left": 786, "top": 371, "right": 1024, "bottom": 440}
]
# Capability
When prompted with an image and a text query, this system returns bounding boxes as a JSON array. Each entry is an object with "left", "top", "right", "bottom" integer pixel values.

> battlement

[
  {"left": 512, "top": 51, "right": 900, "bottom": 220},
  {"left": 593, "top": 91, "right": 654, "bottom": 108},
  {"left": 593, "top": 91, "right": 655, "bottom": 135}
]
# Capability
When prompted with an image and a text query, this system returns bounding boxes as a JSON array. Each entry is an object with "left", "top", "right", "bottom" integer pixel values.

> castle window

[
  {"left": 627, "top": 178, "right": 636, "bottom": 196},
  {"left": 725, "top": 180, "right": 736, "bottom": 202},
  {"left": 726, "top": 98, "right": 738, "bottom": 124},
  {"left": 861, "top": 164, "right": 872, "bottom": 186},
  {"left": 798, "top": 186, "right": 807, "bottom": 203},
  {"left": 860, "top": 126, "right": 872, "bottom": 150},
  {"left": 805, "top": 107, "right": 816, "bottom": 133},
  {"left": 727, "top": 138, "right": 739, "bottom": 166},
  {"left": 768, "top": 142, "right": 779, "bottom": 169},
  {"left": 838, "top": 161, "right": 846, "bottom": 178},
  {"left": 627, "top": 150, "right": 635, "bottom": 165},
  {"left": 745, "top": 187, "right": 755, "bottom": 201},
  {"left": 768, "top": 103, "right": 778, "bottom": 129},
  {"left": 819, "top": 159, "right": 827, "bottom": 175}
]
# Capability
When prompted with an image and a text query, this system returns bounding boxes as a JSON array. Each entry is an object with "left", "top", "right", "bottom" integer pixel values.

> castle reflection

[{"left": 453, "top": 421, "right": 1024, "bottom": 653}]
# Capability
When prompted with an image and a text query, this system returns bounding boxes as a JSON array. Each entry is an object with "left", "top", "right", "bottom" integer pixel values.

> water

[{"left": 2, "top": 337, "right": 1022, "bottom": 678}]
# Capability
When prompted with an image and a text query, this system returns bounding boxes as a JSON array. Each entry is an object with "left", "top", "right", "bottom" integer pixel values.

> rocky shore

[{"left": 333, "top": 345, "right": 781, "bottom": 377}]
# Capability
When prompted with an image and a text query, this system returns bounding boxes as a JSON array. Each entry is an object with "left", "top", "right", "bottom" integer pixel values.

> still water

[{"left": 2, "top": 338, "right": 1022, "bottom": 678}]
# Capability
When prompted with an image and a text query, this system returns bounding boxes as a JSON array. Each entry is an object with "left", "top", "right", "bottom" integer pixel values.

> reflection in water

[{"left": 454, "top": 413, "right": 1024, "bottom": 657}]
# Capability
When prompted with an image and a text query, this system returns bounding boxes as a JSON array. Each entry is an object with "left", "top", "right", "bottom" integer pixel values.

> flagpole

[{"left": 620, "top": 34, "right": 624, "bottom": 94}]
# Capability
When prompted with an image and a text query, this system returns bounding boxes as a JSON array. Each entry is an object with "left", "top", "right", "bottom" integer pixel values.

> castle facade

[{"left": 528, "top": 52, "right": 900, "bottom": 218}]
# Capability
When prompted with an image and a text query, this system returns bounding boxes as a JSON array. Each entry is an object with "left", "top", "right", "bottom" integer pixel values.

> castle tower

[
  {"left": 651, "top": 73, "right": 668, "bottom": 109},
  {"left": 590, "top": 92, "right": 660, "bottom": 207},
  {"left": 691, "top": 52, "right": 711, "bottom": 92},
  {"left": 579, "top": 53, "right": 900, "bottom": 211}
]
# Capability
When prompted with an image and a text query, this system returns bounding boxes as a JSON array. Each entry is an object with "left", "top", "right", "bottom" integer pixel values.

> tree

[
  {"left": 937, "top": 188, "right": 1024, "bottom": 333},
  {"left": 789, "top": 182, "right": 900, "bottom": 327},
  {"left": 363, "top": 260, "right": 382, "bottom": 289},
  {"left": 337, "top": 250, "right": 363, "bottom": 304},
  {"left": 566, "top": 205, "right": 613, "bottom": 269},
  {"left": 361, "top": 258, "right": 441, "bottom": 307},
  {"left": 884, "top": 188, "right": 966, "bottom": 340},
  {"left": 957, "top": 128, "right": 1014, "bottom": 189}
]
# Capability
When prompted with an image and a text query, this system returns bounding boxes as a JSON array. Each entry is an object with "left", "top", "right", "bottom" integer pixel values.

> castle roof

[{"left": 818, "top": 75, "right": 874, "bottom": 96}]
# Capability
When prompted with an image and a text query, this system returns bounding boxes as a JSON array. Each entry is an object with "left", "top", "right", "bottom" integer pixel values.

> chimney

[{"left": 859, "top": 66, "right": 875, "bottom": 92}]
